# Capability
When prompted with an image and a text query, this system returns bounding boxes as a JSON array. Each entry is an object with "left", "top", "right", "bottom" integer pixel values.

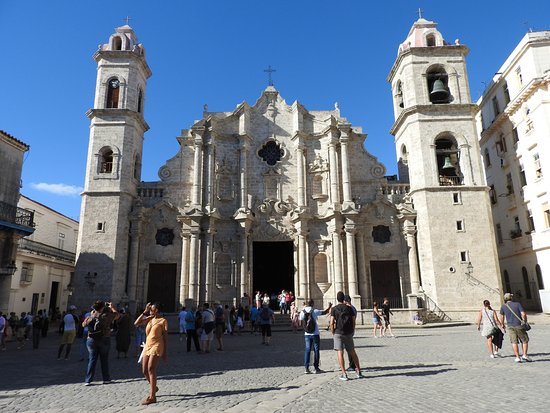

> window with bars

[{"left": 20, "top": 262, "right": 34, "bottom": 283}]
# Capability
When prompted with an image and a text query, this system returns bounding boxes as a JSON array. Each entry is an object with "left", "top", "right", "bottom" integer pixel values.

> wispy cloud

[{"left": 30, "top": 182, "right": 83, "bottom": 197}]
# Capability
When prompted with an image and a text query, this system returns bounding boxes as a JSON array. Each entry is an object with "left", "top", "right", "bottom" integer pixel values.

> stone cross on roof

[{"left": 264, "top": 65, "right": 276, "bottom": 86}]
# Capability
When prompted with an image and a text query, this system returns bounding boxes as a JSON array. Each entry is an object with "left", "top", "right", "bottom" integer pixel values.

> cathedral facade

[{"left": 72, "top": 19, "right": 502, "bottom": 318}]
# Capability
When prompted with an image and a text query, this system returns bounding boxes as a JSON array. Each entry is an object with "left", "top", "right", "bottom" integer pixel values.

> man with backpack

[
  {"left": 330, "top": 291, "right": 364, "bottom": 381},
  {"left": 299, "top": 299, "right": 332, "bottom": 374},
  {"left": 259, "top": 304, "right": 275, "bottom": 345}
]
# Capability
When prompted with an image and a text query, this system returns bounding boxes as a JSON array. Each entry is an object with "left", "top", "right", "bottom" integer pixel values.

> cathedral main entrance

[
  {"left": 147, "top": 263, "right": 177, "bottom": 312},
  {"left": 252, "top": 241, "right": 294, "bottom": 300},
  {"left": 370, "top": 260, "right": 403, "bottom": 308}
]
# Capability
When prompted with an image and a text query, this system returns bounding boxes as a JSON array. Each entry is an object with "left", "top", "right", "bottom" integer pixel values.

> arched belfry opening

[
  {"left": 112, "top": 36, "right": 122, "bottom": 51},
  {"left": 435, "top": 137, "right": 462, "bottom": 185},
  {"left": 106, "top": 78, "right": 120, "bottom": 108},
  {"left": 426, "top": 33, "right": 436, "bottom": 47},
  {"left": 427, "top": 66, "right": 451, "bottom": 104}
]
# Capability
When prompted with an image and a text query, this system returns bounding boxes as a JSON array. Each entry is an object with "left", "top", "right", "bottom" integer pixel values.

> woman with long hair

[
  {"left": 372, "top": 302, "right": 384, "bottom": 338},
  {"left": 476, "top": 299, "right": 504, "bottom": 358},
  {"left": 135, "top": 302, "right": 168, "bottom": 405}
]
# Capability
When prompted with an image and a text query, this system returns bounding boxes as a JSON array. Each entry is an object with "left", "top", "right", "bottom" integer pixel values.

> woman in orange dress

[{"left": 134, "top": 302, "right": 167, "bottom": 405}]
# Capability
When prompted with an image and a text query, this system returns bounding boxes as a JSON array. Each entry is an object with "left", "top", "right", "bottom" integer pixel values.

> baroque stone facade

[{"left": 73, "top": 19, "right": 502, "bottom": 317}]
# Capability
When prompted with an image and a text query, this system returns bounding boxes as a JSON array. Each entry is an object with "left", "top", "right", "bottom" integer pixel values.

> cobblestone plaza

[{"left": 1, "top": 323, "right": 549, "bottom": 412}]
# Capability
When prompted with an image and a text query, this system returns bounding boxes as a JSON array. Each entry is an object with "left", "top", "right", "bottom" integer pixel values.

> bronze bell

[
  {"left": 442, "top": 156, "right": 454, "bottom": 170},
  {"left": 430, "top": 79, "right": 449, "bottom": 102}
]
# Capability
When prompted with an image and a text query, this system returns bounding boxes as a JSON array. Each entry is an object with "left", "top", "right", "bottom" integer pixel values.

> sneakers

[
  {"left": 304, "top": 368, "right": 312, "bottom": 374},
  {"left": 356, "top": 371, "right": 365, "bottom": 379},
  {"left": 490, "top": 354, "right": 495, "bottom": 359},
  {"left": 514, "top": 357, "right": 522, "bottom": 363},
  {"left": 521, "top": 355, "right": 531, "bottom": 362},
  {"left": 314, "top": 368, "right": 324, "bottom": 374},
  {"left": 84, "top": 382, "right": 92, "bottom": 386},
  {"left": 346, "top": 366, "right": 355, "bottom": 372},
  {"left": 339, "top": 374, "right": 349, "bottom": 381}
]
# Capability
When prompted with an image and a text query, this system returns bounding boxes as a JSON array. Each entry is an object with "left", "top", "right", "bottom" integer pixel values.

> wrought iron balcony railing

[
  {"left": 19, "top": 238, "right": 76, "bottom": 263},
  {"left": 0, "top": 200, "right": 35, "bottom": 228}
]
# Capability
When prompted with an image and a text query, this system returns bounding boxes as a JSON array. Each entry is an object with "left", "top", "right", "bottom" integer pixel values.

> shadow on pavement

[{"left": 160, "top": 385, "right": 300, "bottom": 402}]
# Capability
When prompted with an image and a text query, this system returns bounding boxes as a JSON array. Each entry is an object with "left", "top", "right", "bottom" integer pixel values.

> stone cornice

[
  {"left": 480, "top": 76, "right": 549, "bottom": 140},
  {"left": 86, "top": 108, "right": 150, "bottom": 131},
  {"left": 389, "top": 103, "right": 478, "bottom": 136},
  {"left": 387, "top": 45, "right": 469, "bottom": 83},
  {"left": 0, "top": 130, "right": 29, "bottom": 152},
  {"left": 93, "top": 50, "right": 152, "bottom": 78}
]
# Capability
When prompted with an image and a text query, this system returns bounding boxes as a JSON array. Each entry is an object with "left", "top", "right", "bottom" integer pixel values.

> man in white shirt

[
  {"left": 299, "top": 299, "right": 332, "bottom": 374},
  {"left": 58, "top": 305, "right": 77, "bottom": 360}
]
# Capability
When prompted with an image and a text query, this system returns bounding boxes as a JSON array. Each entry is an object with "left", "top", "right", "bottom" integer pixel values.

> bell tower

[
  {"left": 388, "top": 18, "right": 501, "bottom": 314},
  {"left": 73, "top": 25, "right": 151, "bottom": 308}
]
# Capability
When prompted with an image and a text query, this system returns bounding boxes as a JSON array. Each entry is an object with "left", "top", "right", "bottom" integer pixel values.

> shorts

[
  {"left": 508, "top": 326, "right": 529, "bottom": 344},
  {"left": 61, "top": 330, "right": 76, "bottom": 345},
  {"left": 200, "top": 329, "right": 213, "bottom": 342},
  {"left": 179, "top": 323, "right": 186, "bottom": 333},
  {"left": 333, "top": 333, "right": 355, "bottom": 352},
  {"left": 261, "top": 324, "right": 272, "bottom": 337},
  {"left": 215, "top": 324, "right": 224, "bottom": 338},
  {"left": 373, "top": 317, "right": 381, "bottom": 325}
]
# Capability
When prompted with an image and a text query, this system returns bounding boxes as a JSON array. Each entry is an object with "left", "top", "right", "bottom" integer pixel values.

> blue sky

[{"left": 1, "top": 0, "right": 549, "bottom": 221}]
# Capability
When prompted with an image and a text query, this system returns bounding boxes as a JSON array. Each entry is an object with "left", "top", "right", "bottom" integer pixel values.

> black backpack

[
  {"left": 88, "top": 316, "right": 104, "bottom": 339},
  {"left": 302, "top": 310, "right": 316, "bottom": 334},
  {"left": 335, "top": 305, "right": 354, "bottom": 335},
  {"left": 195, "top": 311, "right": 203, "bottom": 329},
  {"left": 260, "top": 307, "right": 270, "bottom": 321}
]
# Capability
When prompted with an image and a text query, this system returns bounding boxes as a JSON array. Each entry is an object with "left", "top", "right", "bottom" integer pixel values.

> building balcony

[
  {"left": 0, "top": 200, "right": 35, "bottom": 236},
  {"left": 19, "top": 238, "right": 76, "bottom": 263}
]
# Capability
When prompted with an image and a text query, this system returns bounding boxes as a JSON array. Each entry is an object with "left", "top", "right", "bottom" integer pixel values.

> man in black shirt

[
  {"left": 330, "top": 291, "right": 364, "bottom": 381},
  {"left": 381, "top": 297, "right": 395, "bottom": 337}
]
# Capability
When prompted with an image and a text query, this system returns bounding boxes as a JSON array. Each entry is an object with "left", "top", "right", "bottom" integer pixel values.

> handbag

[
  {"left": 484, "top": 309, "right": 500, "bottom": 336},
  {"left": 505, "top": 303, "right": 531, "bottom": 331}
]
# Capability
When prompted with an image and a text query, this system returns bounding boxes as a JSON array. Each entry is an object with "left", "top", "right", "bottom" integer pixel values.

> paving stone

[{"left": 0, "top": 326, "right": 548, "bottom": 412}]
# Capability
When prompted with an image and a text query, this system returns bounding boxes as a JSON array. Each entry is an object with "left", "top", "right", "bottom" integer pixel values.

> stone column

[
  {"left": 404, "top": 225, "right": 421, "bottom": 294},
  {"left": 297, "top": 226, "right": 308, "bottom": 299},
  {"left": 328, "top": 136, "right": 340, "bottom": 205},
  {"left": 204, "top": 225, "right": 216, "bottom": 302},
  {"left": 179, "top": 228, "right": 190, "bottom": 305},
  {"left": 239, "top": 140, "right": 249, "bottom": 209},
  {"left": 344, "top": 224, "right": 359, "bottom": 298},
  {"left": 296, "top": 144, "right": 306, "bottom": 208},
  {"left": 331, "top": 223, "right": 344, "bottom": 294},
  {"left": 191, "top": 132, "right": 204, "bottom": 208},
  {"left": 356, "top": 228, "right": 370, "bottom": 306},
  {"left": 126, "top": 221, "right": 142, "bottom": 305},
  {"left": 188, "top": 228, "right": 200, "bottom": 301},
  {"left": 339, "top": 129, "right": 353, "bottom": 208},
  {"left": 239, "top": 230, "right": 249, "bottom": 298},
  {"left": 206, "top": 143, "right": 215, "bottom": 208}
]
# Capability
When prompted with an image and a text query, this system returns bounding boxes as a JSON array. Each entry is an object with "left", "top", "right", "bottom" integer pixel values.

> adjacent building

[
  {"left": 7, "top": 195, "right": 78, "bottom": 315},
  {"left": 72, "top": 19, "right": 501, "bottom": 319},
  {"left": 477, "top": 31, "right": 550, "bottom": 311},
  {"left": 0, "top": 130, "right": 35, "bottom": 313}
]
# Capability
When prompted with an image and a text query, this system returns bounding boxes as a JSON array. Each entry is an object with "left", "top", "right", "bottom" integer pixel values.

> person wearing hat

[
  {"left": 499, "top": 293, "right": 530, "bottom": 362},
  {"left": 58, "top": 305, "right": 78, "bottom": 360}
]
